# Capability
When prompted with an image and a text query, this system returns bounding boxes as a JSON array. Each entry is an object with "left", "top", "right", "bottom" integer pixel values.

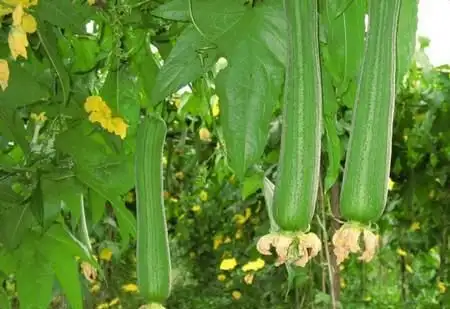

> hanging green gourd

[
  {"left": 135, "top": 115, "right": 171, "bottom": 308},
  {"left": 256, "top": 0, "right": 323, "bottom": 267},
  {"left": 332, "top": 0, "right": 402, "bottom": 264}
]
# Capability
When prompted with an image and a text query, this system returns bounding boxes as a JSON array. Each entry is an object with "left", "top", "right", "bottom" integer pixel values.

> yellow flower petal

[
  {"left": 12, "top": 3, "right": 24, "bottom": 27},
  {"left": 84, "top": 96, "right": 109, "bottom": 113},
  {"left": 80, "top": 262, "right": 97, "bottom": 283},
  {"left": 21, "top": 14, "right": 37, "bottom": 33},
  {"left": 217, "top": 274, "right": 226, "bottom": 281},
  {"left": 405, "top": 264, "right": 413, "bottom": 273},
  {"left": 90, "top": 283, "right": 101, "bottom": 293},
  {"left": 199, "top": 190, "right": 208, "bottom": 201},
  {"left": 0, "top": 59, "right": 10, "bottom": 91},
  {"left": 219, "top": 258, "right": 237, "bottom": 271},
  {"left": 121, "top": 283, "right": 139, "bottom": 293},
  {"left": 213, "top": 234, "right": 223, "bottom": 250},
  {"left": 88, "top": 0, "right": 96, "bottom": 5},
  {"left": 191, "top": 204, "right": 201, "bottom": 212},
  {"left": 109, "top": 298, "right": 120, "bottom": 306},
  {"left": 8, "top": 26, "right": 29, "bottom": 60},
  {"left": 388, "top": 178, "right": 395, "bottom": 191},
  {"left": 409, "top": 222, "right": 420, "bottom": 231},
  {"left": 244, "top": 273, "right": 254, "bottom": 285},
  {"left": 396, "top": 248, "right": 407, "bottom": 257},
  {"left": 99, "top": 247, "right": 113, "bottom": 261},
  {"left": 211, "top": 95, "right": 220, "bottom": 117},
  {"left": 232, "top": 290, "right": 241, "bottom": 300},
  {"left": 110, "top": 117, "right": 128, "bottom": 139},
  {"left": 437, "top": 281, "right": 447, "bottom": 294},
  {"left": 242, "top": 258, "right": 265, "bottom": 272},
  {"left": 235, "top": 229, "right": 243, "bottom": 240}
]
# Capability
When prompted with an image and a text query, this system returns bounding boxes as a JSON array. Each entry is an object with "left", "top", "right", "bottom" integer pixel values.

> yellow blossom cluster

[
  {"left": 84, "top": 96, "right": 129, "bottom": 139},
  {"left": 0, "top": 1, "right": 38, "bottom": 91}
]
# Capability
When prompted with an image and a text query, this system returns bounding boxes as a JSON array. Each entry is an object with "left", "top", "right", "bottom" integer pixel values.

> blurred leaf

[
  {"left": 152, "top": 0, "right": 189, "bottom": 21},
  {"left": 37, "top": 20, "right": 71, "bottom": 104},
  {"left": 0, "top": 204, "right": 33, "bottom": 249},
  {"left": 152, "top": 25, "right": 218, "bottom": 102},
  {"left": 36, "top": 0, "right": 95, "bottom": 33},
  {"left": 89, "top": 189, "right": 106, "bottom": 225},
  {"left": 0, "top": 289, "right": 10, "bottom": 309},
  {"left": 75, "top": 168, "right": 136, "bottom": 245},
  {"left": 0, "top": 107, "right": 29, "bottom": 154},
  {"left": 0, "top": 177, "right": 24, "bottom": 205},
  {"left": 263, "top": 177, "right": 278, "bottom": 232},
  {"left": 0, "top": 62, "right": 49, "bottom": 108},
  {"left": 396, "top": 0, "right": 419, "bottom": 86},
  {"left": 0, "top": 248, "right": 17, "bottom": 274},
  {"left": 241, "top": 171, "right": 264, "bottom": 200},
  {"left": 71, "top": 37, "right": 100, "bottom": 73},
  {"left": 16, "top": 249, "right": 53, "bottom": 309}
]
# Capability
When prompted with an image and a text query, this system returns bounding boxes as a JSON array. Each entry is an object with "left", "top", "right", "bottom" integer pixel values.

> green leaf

[
  {"left": 88, "top": 189, "right": 106, "bottom": 225},
  {"left": 152, "top": 25, "right": 219, "bottom": 102},
  {"left": 124, "top": 29, "right": 160, "bottom": 107},
  {"left": 0, "top": 107, "right": 29, "bottom": 155},
  {"left": 0, "top": 62, "right": 49, "bottom": 108},
  {"left": 322, "top": 71, "right": 342, "bottom": 191},
  {"left": 396, "top": 0, "right": 418, "bottom": 86},
  {"left": 36, "top": 0, "right": 95, "bottom": 33},
  {"left": 36, "top": 20, "right": 71, "bottom": 104},
  {"left": 323, "top": 0, "right": 365, "bottom": 92},
  {"left": 241, "top": 171, "right": 264, "bottom": 200},
  {"left": 0, "top": 247, "right": 17, "bottom": 275},
  {"left": 70, "top": 37, "right": 100, "bottom": 73},
  {"left": 0, "top": 203, "right": 33, "bottom": 249},
  {"left": 100, "top": 67, "right": 141, "bottom": 134},
  {"left": 75, "top": 168, "right": 136, "bottom": 245},
  {"left": 38, "top": 227, "right": 86, "bottom": 309},
  {"left": 40, "top": 224, "right": 94, "bottom": 264},
  {"left": 0, "top": 289, "right": 10, "bottom": 309},
  {"left": 152, "top": 0, "right": 189, "bottom": 21},
  {"left": 16, "top": 249, "right": 53, "bottom": 309}
]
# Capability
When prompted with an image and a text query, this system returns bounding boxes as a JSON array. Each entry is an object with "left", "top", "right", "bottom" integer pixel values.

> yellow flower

[
  {"left": 199, "top": 127, "right": 211, "bottom": 142},
  {"left": 80, "top": 262, "right": 97, "bottom": 283},
  {"left": 121, "top": 283, "right": 139, "bottom": 293},
  {"left": 0, "top": 59, "right": 9, "bottom": 91},
  {"left": 388, "top": 178, "right": 395, "bottom": 191},
  {"left": 21, "top": 13, "right": 37, "bottom": 33},
  {"left": 213, "top": 235, "right": 223, "bottom": 250},
  {"left": 437, "top": 281, "right": 447, "bottom": 294},
  {"left": 96, "top": 303, "right": 109, "bottom": 309},
  {"left": 220, "top": 258, "right": 237, "bottom": 271},
  {"left": 84, "top": 96, "right": 110, "bottom": 113},
  {"left": 409, "top": 222, "right": 420, "bottom": 231},
  {"left": 8, "top": 26, "right": 29, "bottom": 60},
  {"left": 88, "top": 0, "right": 96, "bottom": 5},
  {"left": 175, "top": 171, "right": 184, "bottom": 180},
  {"left": 0, "top": 0, "right": 38, "bottom": 17},
  {"left": 232, "top": 290, "right": 241, "bottom": 300},
  {"left": 99, "top": 247, "right": 113, "bottom": 261},
  {"left": 109, "top": 298, "right": 120, "bottom": 306},
  {"left": 233, "top": 208, "right": 251, "bottom": 225},
  {"left": 211, "top": 95, "right": 220, "bottom": 117},
  {"left": 242, "top": 258, "right": 265, "bottom": 272},
  {"left": 405, "top": 264, "right": 413, "bottom": 273},
  {"left": 191, "top": 205, "right": 201, "bottom": 213},
  {"left": 199, "top": 190, "right": 208, "bottom": 201},
  {"left": 217, "top": 274, "right": 226, "bottom": 281},
  {"left": 106, "top": 117, "right": 128, "bottom": 140},
  {"left": 235, "top": 229, "right": 243, "bottom": 240},
  {"left": 90, "top": 283, "right": 101, "bottom": 293},
  {"left": 396, "top": 248, "right": 407, "bottom": 257},
  {"left": 244, "top": 273, "right": 254, "bottom": 285}
]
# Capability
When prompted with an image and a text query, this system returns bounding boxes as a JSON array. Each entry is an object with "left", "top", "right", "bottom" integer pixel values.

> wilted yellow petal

[
  {"left": 231, "top": 290, "right": 241, "bottom": 300},
  {"left": 21, "top": 14, "right": 37, "bottom": 33},
  {"left": 359, "top": 229, "right": 378, "bottom": 263},
  {"left": 219, "top": 258, "right": 237, "bottom": 271},
  {"left": 80, "top": 262, "right": 97, "bottom": 283},
  {"left": 199, "top": 127, "right": 211, "bottom": 142},
  {"left": 244, "top": 273, "right": 254, "bottom": 285},
  {"left": 90, "top": 283, "right": 101, "bottom": 293},
  {"left": 273, "top": 235, "right": 293, "bottom": 265},
  {"left": 99, "top": 247, "right": 113, "bottom": 261},
  {"left": 8, "top": 27, "right": 29, "bottom": 60},
  {"left": 121, "top": 283, "right": 139, "bottom": 293},
  {"left": 256, "top": 234, "right": 276, "bottom": 256},
  {"left": 0, "top": 59, "right": 10, "bottom": 91}
]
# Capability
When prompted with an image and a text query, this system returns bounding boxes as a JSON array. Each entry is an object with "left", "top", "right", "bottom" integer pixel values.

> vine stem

[{"left": 316, "top": 180, "right": 338, "bottom": 309}]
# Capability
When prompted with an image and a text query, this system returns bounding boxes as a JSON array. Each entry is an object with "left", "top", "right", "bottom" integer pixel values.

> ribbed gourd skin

[
  {"left": 340, "top": 0, "right": 402, "bottom": 224},
  {"left": 272, "top": 0, "right": 322, "bottom": 232},
  {"left": 135, "top": 116, "right": 171, "bottom": 303}
]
